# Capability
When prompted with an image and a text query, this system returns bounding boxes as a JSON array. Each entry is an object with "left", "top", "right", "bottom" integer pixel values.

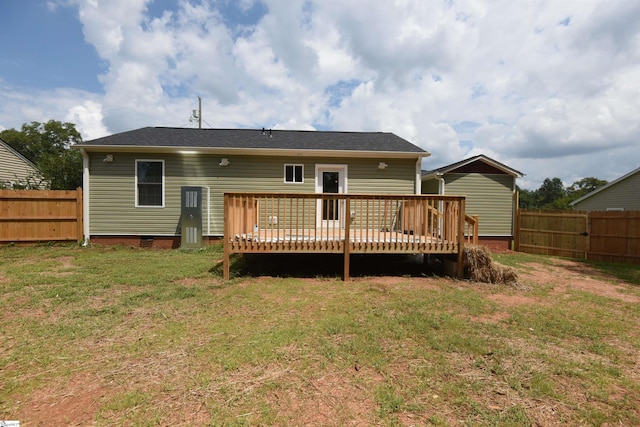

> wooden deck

[{"left": 223, "top": 193, "right": 478, "bottom": 280}]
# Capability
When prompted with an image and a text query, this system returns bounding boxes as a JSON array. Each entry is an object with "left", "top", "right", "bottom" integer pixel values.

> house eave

[
  {"left": 421, "top": 171, "right": 442, "bottom": 181},
  {"left": 73, "top": 144, "right": 430, "bottom": 159}
]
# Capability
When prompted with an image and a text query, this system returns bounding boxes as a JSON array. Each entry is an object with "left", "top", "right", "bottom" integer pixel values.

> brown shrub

[{"left": 463, "top": 244, "right": 518, "bottom": 286}]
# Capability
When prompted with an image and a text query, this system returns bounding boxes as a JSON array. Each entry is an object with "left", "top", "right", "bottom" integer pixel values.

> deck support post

[
  {"left": 343, "top": 197, "right": 351, "bottom": 281},
  {"left": 223, "top": 193, "right": 230, "bottom": 280},
  {"left": 456, "top": 198, "right": 466, "bottom": 279}
]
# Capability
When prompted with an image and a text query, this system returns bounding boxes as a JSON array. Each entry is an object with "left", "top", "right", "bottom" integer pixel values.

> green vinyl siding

[
  {"left": 347, "top": 159, "right": 416, "bottom": 194},
  {"left": 89, "top": 153, "right": 213, "bottom": 236},
  {"left": 421, "top": 178, "right": 440, "bottom": 195},
  {"left": 88, "top": 152, "right": 417, "bottom": 236},
  {"left": 444, "top": 173, "right": 515, "bottom": 236},
  {"left": 0, "top": 142, "right": 41, "bottom": 184},
  {"left": 572, "top": 172, "right": 640, "bottom": 211}
]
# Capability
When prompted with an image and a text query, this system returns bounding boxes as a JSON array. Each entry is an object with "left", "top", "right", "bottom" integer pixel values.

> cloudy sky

[{"left": 1, "top": 0, "right": 639, "bottom": 189}]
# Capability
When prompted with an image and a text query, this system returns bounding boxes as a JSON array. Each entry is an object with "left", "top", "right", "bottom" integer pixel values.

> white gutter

[
  {"left": 512, "top": 177, "right": 518, "bottom": 238},
  {"left": 74, "top": 144, "right": 428, "bottom": 160},
  {"left": 80, "top": 149, "right": 90, "bottom": 246}
]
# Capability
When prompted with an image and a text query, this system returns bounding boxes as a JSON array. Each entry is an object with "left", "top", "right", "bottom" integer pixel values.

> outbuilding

[{"left": 422, "top": 154, "right": 523, "bottom": 250}]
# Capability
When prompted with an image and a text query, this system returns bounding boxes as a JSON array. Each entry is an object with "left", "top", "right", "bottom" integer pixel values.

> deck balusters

[{"left": 223, "top": 193, "right": 476, "bottom": 280}]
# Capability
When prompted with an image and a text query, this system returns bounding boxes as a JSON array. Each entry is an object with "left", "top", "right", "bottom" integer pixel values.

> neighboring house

[
  {"left": 422, "top": 154, "right": 523, "bottom": 250},
  {"left": 74, "top": 127, "right": 429, "bottom": 247},
  {"left": 0, "top": 138, "right": 43, "bottom": 188},
  {"left": 569, "top": 167, "right": 640, "bottom": 211}
]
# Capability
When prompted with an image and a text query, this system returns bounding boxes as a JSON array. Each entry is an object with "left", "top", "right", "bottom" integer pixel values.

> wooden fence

[
  {"left": 515, "top": 210, "right": 640, "bottom": 264},
  {"left": 588, "top": 211, "right": 640, "bottom": 264},
  {"left": 0, "top": 188, "right": 83, "bottom": 243}
]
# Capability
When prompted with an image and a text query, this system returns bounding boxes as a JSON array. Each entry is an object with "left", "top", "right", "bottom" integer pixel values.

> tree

[
  {"left": 519, "top": 176, "right": 609, "bottom": 210},
  {"left": 517, "top": 186, "right": 537, "bottom": 209},
  {"left": 537, "top": 177, "right": 567, "bottom": 208},
  {"left": 567, "top": 177, "right": 608, "bottom": 201},
  {"left": 0, "top": 120, "right": 83, "bottom": 190}
]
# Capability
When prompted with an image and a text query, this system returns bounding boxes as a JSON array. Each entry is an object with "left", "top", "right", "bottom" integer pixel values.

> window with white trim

[
  {"left": 136, "top": 160, "right": 164, "bottom": 207},
  {"left": 284, "top": 164, "right": 304, "bottom": 184}
]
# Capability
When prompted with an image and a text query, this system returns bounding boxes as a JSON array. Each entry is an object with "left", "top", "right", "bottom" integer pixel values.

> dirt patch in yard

[
  {"left": 517, "top": 258, "right": 640, "bottom": 304},
  {"left": 480, "top": 258, "right": 640, "bottom": 327},
  {"left": 13, "top": 373, "right": 109, "bottom": 426}
]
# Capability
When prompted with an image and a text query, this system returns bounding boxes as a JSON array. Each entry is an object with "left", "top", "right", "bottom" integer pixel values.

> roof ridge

[{"left": 152, "top": 126, "right": 389, "bottom": 134}]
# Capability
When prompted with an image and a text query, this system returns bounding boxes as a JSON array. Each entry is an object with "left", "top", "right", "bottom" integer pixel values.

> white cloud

[
  {"left": 66, "top": 100, "right": 109, "bottom": 140},
  {"left": 1, "top": 0, "right": 639, "bottom": 189}
]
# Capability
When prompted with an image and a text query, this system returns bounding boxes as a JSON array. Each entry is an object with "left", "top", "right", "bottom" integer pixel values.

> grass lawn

[{"left": 1, "top": 244, "right": 639, "bottom": 426}]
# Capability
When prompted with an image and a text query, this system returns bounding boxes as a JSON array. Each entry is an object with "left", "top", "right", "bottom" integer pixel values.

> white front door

[{"left": 316, "top": 165, "right": 347, "bottom": 228}]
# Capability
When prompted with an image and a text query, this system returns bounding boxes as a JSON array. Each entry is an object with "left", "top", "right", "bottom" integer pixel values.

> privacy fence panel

[
  {"left": 516, "top": 210, "right": 588, "bottom": 258},
  {"left": 516, "top": 210, "right": 640, "bottom": 264},
  {"left": 0, "top": 188, "right": 83, "bottom": 243},
  {"left": 588, "top": 211, "right": 640, "bottom": 264}
]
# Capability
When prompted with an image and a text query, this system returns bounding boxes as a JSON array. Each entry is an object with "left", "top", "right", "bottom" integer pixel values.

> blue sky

[
  {"left": 1, "top": 0, "right": 639, "bottom": 190},
  {"left": 1, "top": 1, "right": 102, "bottom": 91}
]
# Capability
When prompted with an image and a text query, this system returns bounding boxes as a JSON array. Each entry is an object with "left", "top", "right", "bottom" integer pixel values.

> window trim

[
  {"left": 135, "top": 159, "right": 165, "bottom": 208},
  {"left": 284, "top": 164, "right": 304, "bottom": 184}
]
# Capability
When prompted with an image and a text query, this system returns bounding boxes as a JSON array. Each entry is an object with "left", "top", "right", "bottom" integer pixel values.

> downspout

[
  {"left": 512, "top": 178, "right": 518, "bottom": 249},
  {"left": 415, "top": 157, "right": 422, "bottom": 194},
  {"left": 436, "top": 173, "right": 445, "bottom": 195},
  {"left": 80, "top": 149, "right": 90, "bottom": 246}
]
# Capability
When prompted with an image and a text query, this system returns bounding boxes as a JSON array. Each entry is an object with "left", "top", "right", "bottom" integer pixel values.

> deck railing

[
  {"left": 223, "top": 193, "right": 476, "bottom": 280},
  {"left": 465, "top": 214, "right": 479, "bottom": 245}
]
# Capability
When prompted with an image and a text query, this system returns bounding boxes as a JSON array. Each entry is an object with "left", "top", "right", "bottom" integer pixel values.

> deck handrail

[
  {"left": 465, "top": 214, "right": 479, "bottom": 245},
  {"left": 223, "top": 193, "right": 471, "bottom": 280}
]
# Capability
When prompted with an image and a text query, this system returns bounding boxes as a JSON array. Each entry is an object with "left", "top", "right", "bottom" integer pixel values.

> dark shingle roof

[
  {"left": 422, "top": 154, "right": 523, "bottom": 177},
  {"left": 77, "top": 127, "right": 427, "bottom": 154}
]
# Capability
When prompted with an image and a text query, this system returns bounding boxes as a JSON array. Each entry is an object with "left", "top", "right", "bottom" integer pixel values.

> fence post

[
  {"left": 514, "top": 208, "right": 520, "bottom": 252},
  {"left": 76, "top": 187, "right": 84, "bottom": 243},
  {"left": 585, "top": 212, "right": 592, "bottom": 261}
]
